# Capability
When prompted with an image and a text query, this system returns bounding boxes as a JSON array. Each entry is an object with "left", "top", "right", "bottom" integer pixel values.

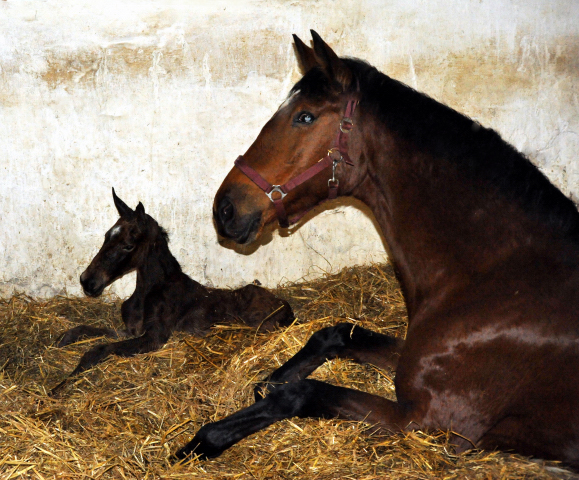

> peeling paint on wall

[{"left": 1, "top": 0, "right": 578, "bottom": 297}]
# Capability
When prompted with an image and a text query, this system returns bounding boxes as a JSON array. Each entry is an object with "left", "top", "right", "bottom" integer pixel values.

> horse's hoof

[
  {"left": 56, "top": 328, "right": 82, "bottom": 348},
  {"left": 48, "top": 379, "right": 69, "bottom": 397},
  {"left": 56, "top": 334, "right": 73, "bottom": 348},
  {"left": 171, "top": 438, "right": 222, "bottom": 463}
]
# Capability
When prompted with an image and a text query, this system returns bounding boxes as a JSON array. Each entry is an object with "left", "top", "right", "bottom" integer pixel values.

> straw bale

[{"left": 0, "top": 264, "right": 575, "bottom": 479}]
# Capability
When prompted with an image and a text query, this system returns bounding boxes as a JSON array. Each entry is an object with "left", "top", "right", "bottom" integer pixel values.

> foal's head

[
  {"left": 214, "top": 30, "right": 361, "bottom": 244},
  {"left": 80, "top": 189, "right": 159, "bottom": 297}
]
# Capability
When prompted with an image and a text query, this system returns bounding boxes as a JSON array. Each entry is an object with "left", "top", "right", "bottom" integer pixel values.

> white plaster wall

[{"left": 0, "top": 0, "right": 578, "bottom": 297}]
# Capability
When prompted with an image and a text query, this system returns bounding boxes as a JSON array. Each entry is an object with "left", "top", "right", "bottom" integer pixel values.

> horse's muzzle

[
  {"left": 80, "top": 272, "right": 106, "bottom": 297},
  {"left": 214, "top": 196, "right": 262, "bottom": 244}
]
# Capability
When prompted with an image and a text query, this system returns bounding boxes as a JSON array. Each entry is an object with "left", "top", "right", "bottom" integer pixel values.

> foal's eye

[
  {"left": 295, "top": 111, "right": 315, "bottom": 125},
  {"left": 123, "top": 244, "right": 135, "bottom": 252}
]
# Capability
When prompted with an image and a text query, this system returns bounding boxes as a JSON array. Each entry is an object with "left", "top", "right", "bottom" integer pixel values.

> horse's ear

[
  {"left": 310, "top": 30, "right": 352, "bottom": 90},
  {"left": 293, "top": 34, "right": 318, "bottom": 74},
  {"left": 135, "top": 202, "right": 147, "bottom": 226},
  {"left": 135, "top": 202, "right": 145, "bottom": 216},
  {"left": 112, "top": 188, "right": 134, "bottom": 218}
]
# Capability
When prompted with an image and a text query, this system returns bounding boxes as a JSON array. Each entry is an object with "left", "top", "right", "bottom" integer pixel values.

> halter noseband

[{"left": 234, "top": 96, "right": 358, "bottom": 228}]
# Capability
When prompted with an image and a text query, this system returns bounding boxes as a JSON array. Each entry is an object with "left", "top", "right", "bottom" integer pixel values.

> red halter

[{"left": 234, "top": 97, "right": 358, "bottom": 228}]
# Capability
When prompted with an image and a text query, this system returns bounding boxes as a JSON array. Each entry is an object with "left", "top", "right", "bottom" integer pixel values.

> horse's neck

[
  {"left": 135, "top": 239, "right": 183, "bottom": 295},
  {"left": 122, "top": 241, "right": 184, "bottom": 330},
  {"left": 353, "top": 133, "right": 533, "bottom": 318}
]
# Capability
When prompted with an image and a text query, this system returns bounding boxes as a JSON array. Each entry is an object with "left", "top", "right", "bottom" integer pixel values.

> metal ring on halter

[
  {"left": 340, "top": 117, "right": 354, "bottom": 133},
  {"left": 327, "top": 148, "right": 342, "bottom": 161},
  {"left": 329, "top": 158, "right": 339, "bottom": 188},
  {"left": 265, "top": 185, "right": 287, "bottom": 202}
]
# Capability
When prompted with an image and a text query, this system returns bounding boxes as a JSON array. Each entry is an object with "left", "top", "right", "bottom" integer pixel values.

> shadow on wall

[{"left": 217, "top": 196, "right": 389, "bottom": 257}]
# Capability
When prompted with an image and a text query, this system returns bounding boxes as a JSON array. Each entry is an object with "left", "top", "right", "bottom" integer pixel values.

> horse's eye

[
  {"left": 295, "top": 111, "right": 315, "bottom": 125},
  {"left": 123, "top": 244, "right": 135, "bottom": 252}
]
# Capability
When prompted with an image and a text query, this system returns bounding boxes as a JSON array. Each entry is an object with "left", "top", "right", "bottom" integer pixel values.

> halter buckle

[{"left": 266, "top": 185, "right": 287, "bottom": 202}]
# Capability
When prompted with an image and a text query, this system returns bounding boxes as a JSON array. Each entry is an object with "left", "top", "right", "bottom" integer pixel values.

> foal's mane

[
  {"left": 141, "top": 213, "right": 183, "bottom": 274},
  {"left": 139, "top": 213, "right": 169, "bottom": 244},
  {"left": 158, "top": 225, "right": 170, "bottom": 244},
  {"left": 293, "top": 58, "right": 579, "bottom": 239}
]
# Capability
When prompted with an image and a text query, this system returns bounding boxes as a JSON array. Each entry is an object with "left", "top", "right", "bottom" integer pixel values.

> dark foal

[
  {"left": 174, "top": 31, "right": 579, "bottom": 469},
  {"left": 52, "top": 189, "right": 293, "bottom": 394}
]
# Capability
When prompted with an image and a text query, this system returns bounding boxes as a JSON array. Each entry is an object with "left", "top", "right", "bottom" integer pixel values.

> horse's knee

[
  {"left": 266, "top": 380, "right": 338, "bottom": 419},
  {"left": 303, "top": 323, "right": 359, "bottom": 357},
  {"left": 307, "top": 322, "right": 351, "bottom": 346},
  {"left": 307, "top": 323, "right": 403, "bottom": 369}
]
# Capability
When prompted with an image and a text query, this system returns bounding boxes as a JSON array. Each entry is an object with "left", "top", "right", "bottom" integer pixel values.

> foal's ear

[
  {"left": 135, "top": 202, "right": 147, "bottom": 227},
  {"left": 310, "top": 30, "right": 352, "bottom": 90},
  {"left": 293, "top": 34, "right": 318, "bottom": 73},
  {"left": 112, "top": 188, "right": 134, "bottom": 218},
  {"left": 135, "top": 202, "right": 146, "bottom": 217}
]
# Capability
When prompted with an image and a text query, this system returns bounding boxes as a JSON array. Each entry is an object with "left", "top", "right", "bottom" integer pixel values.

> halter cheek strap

[{"left": 234, "top": 97, "right": 358, "bottom": 228}]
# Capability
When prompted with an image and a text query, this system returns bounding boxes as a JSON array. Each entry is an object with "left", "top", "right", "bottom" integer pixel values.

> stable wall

[{"left": 1, "top": 0, "right": 578, "bottom": 297}]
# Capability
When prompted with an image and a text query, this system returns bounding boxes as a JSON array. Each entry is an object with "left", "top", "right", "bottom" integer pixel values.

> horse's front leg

[
  {"left": 50, "top": 327, "right": 170, "bottom": 395},
  {"left": 56, "top": 325, "right": 130, "bottom": 347},
  {"left": 255, "top": 323, "right": 403, "bottom": 399},
  {"left": 173, "top": 379, "right": 413, "bottom": 462}
]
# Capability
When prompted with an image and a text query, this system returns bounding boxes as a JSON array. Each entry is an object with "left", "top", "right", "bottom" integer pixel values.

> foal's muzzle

[{"left": 80, "top": 271, "right": 106, "bottom": 297}]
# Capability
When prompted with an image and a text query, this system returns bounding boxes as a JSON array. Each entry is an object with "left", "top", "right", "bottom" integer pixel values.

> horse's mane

[
  {"left": 293, "top": 58, "right": 579, "bottom": 239},
  {"left": 141, "top": 215, "right": 183, "bottom": 273},
  {"left": 158, "top": 225, "right": 170, "bottom": 244}
]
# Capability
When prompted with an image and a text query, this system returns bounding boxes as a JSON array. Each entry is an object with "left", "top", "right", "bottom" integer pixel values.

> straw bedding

[{"left": 0, "top": 263, "right": 575, "bottom": 479}]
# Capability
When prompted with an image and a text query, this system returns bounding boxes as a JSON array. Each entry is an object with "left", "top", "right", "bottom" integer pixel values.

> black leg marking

[
  {"left": 255, "top": 323, "right": 402, "bottom": 400},
  {"left": 174, "top": 379, "right": 411, "bottom": 462}
]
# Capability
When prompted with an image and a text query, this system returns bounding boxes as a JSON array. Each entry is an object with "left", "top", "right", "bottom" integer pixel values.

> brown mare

[
  {"left": 173, "top": 31, "right": 579, "bottom": 468},
  {"left": 51, "top": 189, "right": 294, "bottom": 394}
]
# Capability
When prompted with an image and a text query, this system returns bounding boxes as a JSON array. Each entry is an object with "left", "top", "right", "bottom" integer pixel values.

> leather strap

[{"left": 234, "top": 94, "right": 358, "bottom": 228}]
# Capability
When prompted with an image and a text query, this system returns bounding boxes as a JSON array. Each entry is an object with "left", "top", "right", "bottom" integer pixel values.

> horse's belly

[{"left": 401, "top": 333, "right": 579, "bottom": 454}]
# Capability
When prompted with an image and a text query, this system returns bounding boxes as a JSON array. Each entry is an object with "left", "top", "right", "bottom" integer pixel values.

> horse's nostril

[
  {"left": 219, "top": 198, "right": 235, "bottom": 223},
  {"left": 80, "top": 275, "right": 98, "bottom": 294}
]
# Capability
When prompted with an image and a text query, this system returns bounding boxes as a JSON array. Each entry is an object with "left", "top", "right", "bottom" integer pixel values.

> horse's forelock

[{"left": 291, "top": 59, "right": 364, "bottom": 100}]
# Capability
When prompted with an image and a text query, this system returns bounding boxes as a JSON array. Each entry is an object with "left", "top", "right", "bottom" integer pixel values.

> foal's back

[{"left": 173, "top": 281, "right": 294, "bottom": 335}]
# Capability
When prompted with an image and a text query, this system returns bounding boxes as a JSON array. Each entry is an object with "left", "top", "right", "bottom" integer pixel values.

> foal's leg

[
  {"left": 255, "top": 323, "right": 403, "bottom": 399},
  {"left": 50, "top": 328, "right": 170, "bottom": 395},
  {"left": 56, "top": 325, "right": 130, "bottom": 348},
  {"left": 174, "top": 379, "right": 413, "bottom": 461}
]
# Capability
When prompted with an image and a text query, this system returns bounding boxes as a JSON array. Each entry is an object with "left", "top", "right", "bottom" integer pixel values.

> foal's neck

[{"left": 135, "top": 234, "right": 182, "bottom": 294}]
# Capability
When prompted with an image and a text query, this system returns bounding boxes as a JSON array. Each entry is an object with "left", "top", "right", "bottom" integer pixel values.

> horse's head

[
  {"left": 80, "top": 189, "right": 154, "bottom": 297},
  {"left": 214, "top": 30, "right": 361, "bottom": 244}
]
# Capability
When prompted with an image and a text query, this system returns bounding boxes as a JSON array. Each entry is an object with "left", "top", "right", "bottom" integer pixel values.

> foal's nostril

[
  {"left": 80, "top": 275, "right": 98, "bottom": 295},
  {"left": 219, "top": 197, "right": 235, "bottom": 224}
]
